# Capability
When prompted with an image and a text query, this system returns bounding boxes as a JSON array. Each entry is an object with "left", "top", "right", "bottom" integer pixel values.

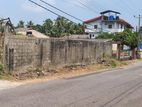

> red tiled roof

[
  {"left": 117, "top": 18, "right": 133, "bottom": 28},
  {"left": 83, "top": 16, "right": 101, "bottom": 24}
]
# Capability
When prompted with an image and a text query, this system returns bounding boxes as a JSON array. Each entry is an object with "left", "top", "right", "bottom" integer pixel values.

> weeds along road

[{"left": 0, "top": 62, "right": 142, "bottom": 107}]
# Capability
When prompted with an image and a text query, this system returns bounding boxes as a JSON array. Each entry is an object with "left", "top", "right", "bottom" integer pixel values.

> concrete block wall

[
  {"left": 4, "top": 37, "right": 43, "bottom": 71},
  {"left": 0, "top": 33, "right": 4, "bottom": 63},
  {"left": 49, "top": 39, "right": 112, "bottom": 68},
  {"left": 4, "top": 37, "right": 112, "bottom": 71}
]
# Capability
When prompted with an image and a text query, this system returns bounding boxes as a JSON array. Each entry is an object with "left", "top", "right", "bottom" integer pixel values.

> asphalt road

[{"left": 0, "top": 62, "right": 142, "bottom": 107}]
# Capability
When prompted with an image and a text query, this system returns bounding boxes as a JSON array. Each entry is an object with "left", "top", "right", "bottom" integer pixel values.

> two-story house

[{"left": 84, "top": 10, "right": 133, "bottom": 39}]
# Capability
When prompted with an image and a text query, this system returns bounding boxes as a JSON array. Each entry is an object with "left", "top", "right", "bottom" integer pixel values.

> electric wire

[
  {"left": 77, "top": 0, "right": 99, "bottom": 14},
  {"left": 28, "top": 0, "right": 95, "bottom": 31},
  {"left": 40, "top": 0, "right": 83, "bottom": 22}
]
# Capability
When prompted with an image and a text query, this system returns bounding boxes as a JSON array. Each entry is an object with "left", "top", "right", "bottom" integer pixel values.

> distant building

[{"left": 84, "top": 10, "right": 133, "bottom": 39}]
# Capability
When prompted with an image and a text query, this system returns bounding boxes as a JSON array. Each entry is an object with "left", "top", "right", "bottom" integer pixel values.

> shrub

[{"left": 0, "top": 64, "right": 4, "bottom": 75}]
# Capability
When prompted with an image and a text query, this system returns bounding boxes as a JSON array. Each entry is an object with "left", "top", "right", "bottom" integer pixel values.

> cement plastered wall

[
  {"left": 4, "top": 37, "right": 112, "bottom": 71},
  {"left": 49, "top": 39, "right": 112, "bottom": 68}
]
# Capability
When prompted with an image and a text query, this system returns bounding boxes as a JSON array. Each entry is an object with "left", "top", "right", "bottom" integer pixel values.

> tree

[
  {"left": 113, "top": 29, "right": 138, "bottom": 59},
  {"left": 43, "top": 19, "right": 53, "bottom": 36},
  {"left": 54, "top": 16, "right": 67, "bottom": 37},
  {"left": 113, "top": 29, "right": 138, "bottom": 49},
  {"left": 76, "top": 23, "right": 84, "bottom": 34},
  {"left": 16, "top": 17, "right": 85, "bottom": 37},
  {"left": 26, "top": 20, "right": 35, "bottom": 29},
  {"left": 34, "top": 24, "right": 44, "bottom": 33},
  {"left": 17, "top": 20, "right": 25, "bottom": 28}
]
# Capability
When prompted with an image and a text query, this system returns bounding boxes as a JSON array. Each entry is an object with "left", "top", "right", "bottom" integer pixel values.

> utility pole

[
  {"left": 134, "top": 15, "right": 142, "bottom": 31},
  {"left": 134, "top": 14, "right": 142, "bottom": 40}
]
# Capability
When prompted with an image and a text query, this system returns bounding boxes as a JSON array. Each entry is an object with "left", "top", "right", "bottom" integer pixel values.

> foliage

[
  {"left": 43, "top": 19, "right": 53, "bottom": 36},
  {"left": 0, "top": 25, "right": 4, "bottom": 33},
  {"left": 0, "top": 64, "right": 4, "bottom": 75},
  {"left": 95, "top": 32, "right": 115, "bottom": 39},
  {"left": 26, "top": 20, "right": 35, "bottom": 28},
  {"left": 16, "top": 16, "right": 85, "bottom": 37},
  {"left": 17, "top": 20, "right": 25, "bottom": 28},
  {"left": 96, "top": 29, "right": 138, "bottom": 50},
  {"left": 103, "top": 56, "right": 128, "bottom": 68},
  {"left": 34, "top": 24, "right": 44, "bottom": 33},
  {"left": 113, "top": 29, "right": 138, "bottom": 49}
]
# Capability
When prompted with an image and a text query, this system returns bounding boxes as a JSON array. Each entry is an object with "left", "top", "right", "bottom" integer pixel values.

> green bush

[
  {"left": 0, "top": 64, "right": 4, "bottom": 75},
  {"left": 95, "top": 32, "right": 115, "bottom": 39}
]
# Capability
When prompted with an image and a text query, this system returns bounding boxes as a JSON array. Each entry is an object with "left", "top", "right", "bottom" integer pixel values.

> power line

[
  {"left": 82, "top": 0, "right": 106, "bottom": 12},
  {"left": 77, "top": 0, "right": 99, "bottom": 14},
  {"left": 28, "top": 0, "right": 95, "bottom": 31},
  {"left": 28, "top": 0, "right": 81, "bottom": 23},
  {"left": 28, "top": 0, "right": 62, "bottom": 18},
  {"left": 39, "top": 0, "right": 83, "bottom": 22},
  {"left": 62, "top": 0, "right": 97, "bottom": 15},
  {"left": 39, "top": 0, "right": 96, "bottom": 29},
  {"left": 122, "top": 0, "right": 138, "bottom": 14}
]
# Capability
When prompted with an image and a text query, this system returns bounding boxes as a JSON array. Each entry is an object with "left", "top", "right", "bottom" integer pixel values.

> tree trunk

[
  {"left": 117, "top": 44, "right": 121, "bottom": 60},
  {"left": 132, "top": 48, "right": 136, "bottom": 59}
]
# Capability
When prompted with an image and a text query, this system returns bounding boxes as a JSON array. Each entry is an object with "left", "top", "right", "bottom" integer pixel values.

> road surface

[{"left": 0, "top": 62, "right": 142, "bottom": 107}]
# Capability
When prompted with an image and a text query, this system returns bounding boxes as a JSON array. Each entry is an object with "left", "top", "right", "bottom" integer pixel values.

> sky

[{"left": 0, "top": 0, "right": 141, "bottom": 28}]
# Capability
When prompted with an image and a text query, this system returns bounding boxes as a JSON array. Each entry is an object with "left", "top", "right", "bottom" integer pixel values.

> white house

[{"left": 84, "top": 10, "right": 133, "bottom": 39}]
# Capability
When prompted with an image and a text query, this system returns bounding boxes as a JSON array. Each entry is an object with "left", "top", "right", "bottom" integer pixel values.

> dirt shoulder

[
  {"left": 0, "top": 59, "right": 140, "bottom": 86},
  {"left": 0, "top": 80, "right": 22, "bottom": 91},
  {"left": 18, "top": 59, "right": 139, "bottom": 84}
]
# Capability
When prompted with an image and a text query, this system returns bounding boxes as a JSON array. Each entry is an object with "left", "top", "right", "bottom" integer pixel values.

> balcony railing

[{"left": 85, "top": 28, "right": 124, "bottom": 33}]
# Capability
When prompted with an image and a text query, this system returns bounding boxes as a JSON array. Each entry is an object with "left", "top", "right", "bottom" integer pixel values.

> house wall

[
  {"left": 4, "top": 37, "right": 112, "bottom": 72},
  {"left": 85, "top": 19, "right": 125, "bottom": 35}
]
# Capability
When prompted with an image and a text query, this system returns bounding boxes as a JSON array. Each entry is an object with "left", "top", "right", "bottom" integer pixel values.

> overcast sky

[{"left": 0, "top": 0, "right": 141, "bottom": 28}]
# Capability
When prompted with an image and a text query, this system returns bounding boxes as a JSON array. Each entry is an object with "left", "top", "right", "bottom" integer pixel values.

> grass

[
  {"left": 0, "top": 64, "right": 13, "bottom": 80},
  {"left": 104, "top": 57, "right": 129, "bottom": 68},
  {"left": 0, "top": 74, "right": 13, "bottom": 80}
]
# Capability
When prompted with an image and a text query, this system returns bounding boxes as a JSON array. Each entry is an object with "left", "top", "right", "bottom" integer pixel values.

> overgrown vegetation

[
  {"left": 16, "top": 16, "right": 85, "bottom": 37},
  {"left": 0, "top": 64, "right": 3, "bottom": 75},
  {"left": 113, "top": 29, "right": 138, "bottom": 49},
  {"left": 96, "top": 29, "right": 138, "bottom": 49},
  {"left": 96, "top": 29, "right": 138, "bottom": 59},
  {"left": 103, "top": 57, "right": 128, "bottom": 68},
  {"left": 0, "top": 64, "right": 14, "bottom": 80},
  {"left": 0, "top": 57, "right": 135, "bottom": 81},
  {"left": 95, "top": 32, "right": 115, "bottom": 39}
]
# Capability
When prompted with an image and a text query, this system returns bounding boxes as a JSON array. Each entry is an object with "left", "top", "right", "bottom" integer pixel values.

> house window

[
  {"left": 108, "top": 25, "right": 112, "bottom": 29},
  {"left": 121, "top": 24, "right": 123, "bottom": 29},
  {"left": 90, "top": 34, "right": 91, "bottom": 38},
  {"left": 94, "top": 25, "right": 98, "bottom": 29}
]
